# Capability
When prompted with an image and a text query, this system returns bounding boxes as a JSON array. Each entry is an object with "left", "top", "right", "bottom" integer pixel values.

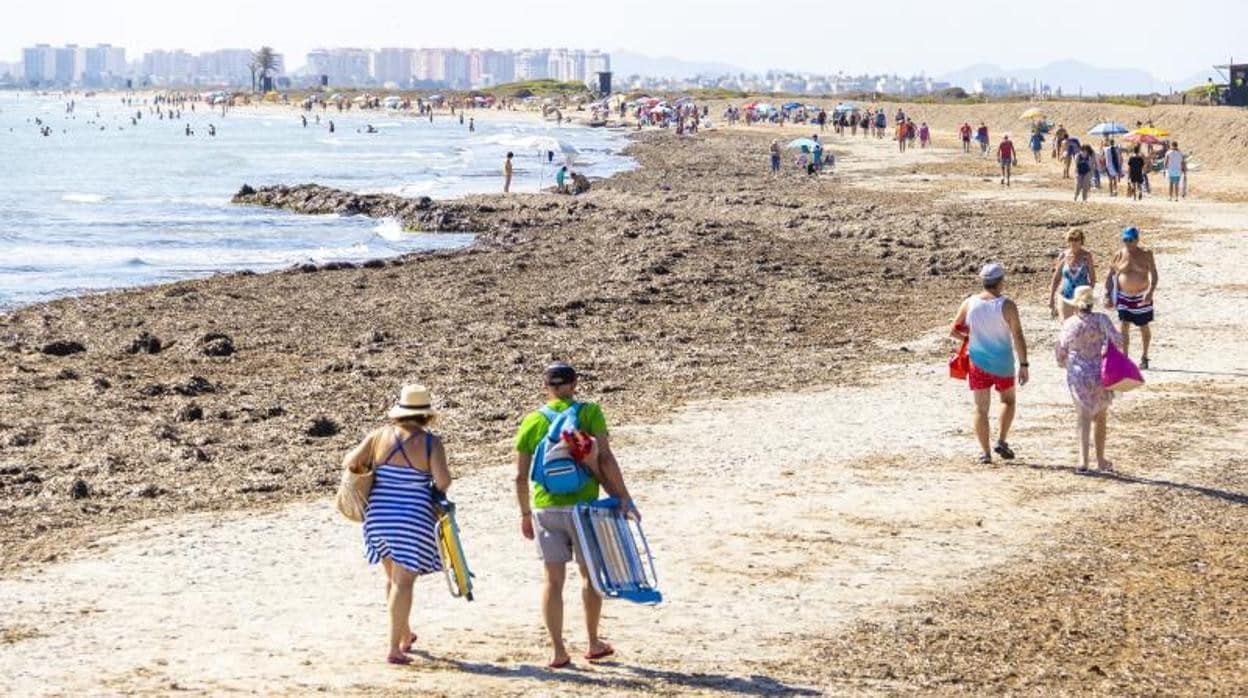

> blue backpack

[{"left": 531, "top": 402, "right": 592, "bottom": 495}]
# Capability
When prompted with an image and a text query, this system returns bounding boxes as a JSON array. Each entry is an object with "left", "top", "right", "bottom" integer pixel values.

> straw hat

[
  {"left": 388, "top": 384, "right": 437, "bottom": 421},
  {"left": 1064, "top": 285, "right": 1096, "bottom": 310}
]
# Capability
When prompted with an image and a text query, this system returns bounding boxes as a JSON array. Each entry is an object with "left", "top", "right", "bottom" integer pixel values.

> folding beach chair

[
  {"left": 430, "top": 487, "right": 474, "bottom": 601},
  {"left": 573, "top": 498, "right": 662, "bottom": 605}
]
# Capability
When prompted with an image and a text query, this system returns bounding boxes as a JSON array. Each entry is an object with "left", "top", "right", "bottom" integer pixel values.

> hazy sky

[{"left": 2, "top": 0, "right": 1242, "bottom": 80}]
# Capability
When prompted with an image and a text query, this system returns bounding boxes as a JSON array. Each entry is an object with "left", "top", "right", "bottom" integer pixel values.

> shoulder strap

[
  {"left": 425, "top": 432, "right": 433, "bottom": 463},
  {"left": 380, "top": 427, "right": 407, "bottom": 465}
]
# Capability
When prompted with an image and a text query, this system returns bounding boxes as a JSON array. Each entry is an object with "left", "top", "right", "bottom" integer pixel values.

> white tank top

[{"left": 966, "top": 294, "right": 1015, "bottom": 377}]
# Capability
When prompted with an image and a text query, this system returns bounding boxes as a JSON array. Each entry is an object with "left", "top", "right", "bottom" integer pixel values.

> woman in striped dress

[{"left": 341, "top": 384, "right": 451, "bottom": 665}]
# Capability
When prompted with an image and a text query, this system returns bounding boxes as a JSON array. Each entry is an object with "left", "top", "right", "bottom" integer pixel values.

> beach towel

[
  {"left": 949, "top": 335, "right": 970, "bottom": 380},
  {"left": 1102, "top": 342, "right": 1144, "bottom": 392}
]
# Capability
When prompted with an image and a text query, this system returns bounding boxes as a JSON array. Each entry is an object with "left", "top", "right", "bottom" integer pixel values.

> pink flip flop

[{"left": 585, "top": 645, "right": 615, "bottom": 661}]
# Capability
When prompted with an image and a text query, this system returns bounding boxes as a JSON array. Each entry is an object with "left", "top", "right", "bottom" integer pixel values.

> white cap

[{"left": 979, "top": 263, "right": 1006, "bottom": 282}]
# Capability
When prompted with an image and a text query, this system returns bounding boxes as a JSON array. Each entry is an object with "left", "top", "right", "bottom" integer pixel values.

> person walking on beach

[
  {"left": 503, "top": 152, "right": 514, "bottom": 193},
  {"left": 1048, "top": 229, "right": 1097, "bottom": 321},
  {"left": 341, "top": 384, "right": 452, "bottom": 665},
  {"left": 1126, "top": 146, "right": 1146, "bottom": 200},
  {"left": 919, "top": 122, "right": 931, "bottom": 148},
  {"left": 1103, "top": 139, "right": 1122, "bottom": 197},
  {"left": 1074, "top": 145, "right": 1094, "bottom": 202},
  {"left": 1062, "top": 136, "right": 1080, "bottom": 179},
  {"left": 769, "top": 139, "right": 782, "bottom": 174},
  {"left": 959, "top": 122, "right": 972, "bottom": 153},
  {"left": 976, "top": 122, "right": 990, "bottom": 156},
  {"left": 1029, "top": 129, "right": 1044, "bottom": 163},
  {"left": 896, "top": 120, "right": 908, "bottom": 153},
  {"left": 514, "top": 362, "right": 635, "bottom": 669},
  {"left": 1055, "top": 285, "right": 1124, "bottom": 473},
  {"left": 1164, "top": 142, "right": 1184, "bottom": 201},
  {"left": 1105, "top": 227, "right": 1158, "bottom": 368},
  {"left": 997, "top": 134, "right": 1017, "bottom": 186},
  {"left": 1052, "top": 124, "right": 1068, "bottom": 159},
  {"left": 951, "top": 263, "right": 1030, "bottom": 465},
  {"left": 468, "top": 117, "right": 475, "bottom": 133}
]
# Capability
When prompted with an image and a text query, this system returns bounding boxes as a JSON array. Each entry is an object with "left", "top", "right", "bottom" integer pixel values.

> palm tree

[
  {"left": 248, "top": 56, "right": 260, "bottom": 93},
  {"left": 252, "top": 46, "right": 279, "bottom": 92}
]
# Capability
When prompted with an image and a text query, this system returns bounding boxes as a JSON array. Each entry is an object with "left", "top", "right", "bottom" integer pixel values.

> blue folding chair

[{"left": 573, "top": 498, "right": 662, "bottom": 605}]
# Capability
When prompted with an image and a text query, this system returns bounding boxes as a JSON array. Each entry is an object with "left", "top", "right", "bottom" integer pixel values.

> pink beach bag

[{"left": 1102, "top": 342, "right": 1144, "bottom": 392}]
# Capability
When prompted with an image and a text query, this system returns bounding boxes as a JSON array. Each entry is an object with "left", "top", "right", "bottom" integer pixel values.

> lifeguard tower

[{"left": 1213, "top": 61, "right": 1248, "bottom": 106}]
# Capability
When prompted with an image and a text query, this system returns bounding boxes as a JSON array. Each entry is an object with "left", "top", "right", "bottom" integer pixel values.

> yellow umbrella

[
  {"left": 1133, "top": 126, "right": 1170, "bottom": 137},
  {"left": 1019, "top": 107, "right": 1045, "bottom": 119}
]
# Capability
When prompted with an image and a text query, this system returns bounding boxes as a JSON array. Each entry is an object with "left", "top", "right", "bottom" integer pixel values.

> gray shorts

[{"left": 533, "top": 508, "right": 584, "bottom": 565}]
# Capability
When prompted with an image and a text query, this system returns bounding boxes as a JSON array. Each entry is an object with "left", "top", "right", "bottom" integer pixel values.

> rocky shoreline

[{"left": 0, "top": 128, "right": 1150, "bottom": 569}]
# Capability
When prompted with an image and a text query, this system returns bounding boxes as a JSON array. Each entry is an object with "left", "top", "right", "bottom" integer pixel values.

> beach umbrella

[
  {"left": 1088, "top": 122, "right": 1129, "bottom": 136},
  {"left": 786, "top": 137, "right": 819, "bottom": 150},
  {"left": 1019, "top": 107, "right": 1045, "bottom": 119},
  {"left": 1123, "top": 133, "right": 1161, "bottom": 145},
  {"left": 512, "top": 135, "right": 579, "bottom": 159},
  {"left": 1132, "top": 126, "right": 1170, "bottom": 138}
]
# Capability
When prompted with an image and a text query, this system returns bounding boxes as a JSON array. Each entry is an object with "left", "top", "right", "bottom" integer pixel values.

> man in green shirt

[{"left": 514, "top": 362, "right": 634, "bottom": 669}]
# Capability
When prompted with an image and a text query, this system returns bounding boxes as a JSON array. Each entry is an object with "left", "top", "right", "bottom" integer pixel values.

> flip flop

[
  {"left": 387, "top": 654, "right": 413, "bottom": 666},
  {"left": 547, "top": 657, "right": 572, "bottom": 669},
  {"left": 585, "top": 645, "right": 615, "bottom": 661}
]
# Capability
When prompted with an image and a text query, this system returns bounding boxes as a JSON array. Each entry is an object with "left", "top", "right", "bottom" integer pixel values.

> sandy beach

[{"left": 1, "top": 100, "right": 1246, "bottom": 695}]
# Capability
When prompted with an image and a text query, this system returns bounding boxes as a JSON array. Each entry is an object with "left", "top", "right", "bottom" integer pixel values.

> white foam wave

[
  {"left": 62, "top": 193, "right": 108, "bottom": 204},
  {"left": 371, "top": 218, "right": 405, "bottom": 241}
]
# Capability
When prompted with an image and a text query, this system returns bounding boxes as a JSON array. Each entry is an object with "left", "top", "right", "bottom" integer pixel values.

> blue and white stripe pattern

[{"left": 363, "top": 463, "right": 441, "bottom": 575}]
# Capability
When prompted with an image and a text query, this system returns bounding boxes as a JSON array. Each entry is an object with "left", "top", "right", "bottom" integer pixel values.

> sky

[{"left": 1, "top": 0, "right": 1244, "bottom": 81}]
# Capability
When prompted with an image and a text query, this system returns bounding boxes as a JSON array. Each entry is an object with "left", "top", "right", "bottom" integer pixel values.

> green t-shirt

[{"left": 515, "top": 399, "right": 607, "bottom": 508}]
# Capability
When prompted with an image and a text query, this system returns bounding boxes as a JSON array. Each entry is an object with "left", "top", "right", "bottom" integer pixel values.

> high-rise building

[
  {"left": 584, "top": 50, "right": 610, "bottom": 79},
  {"left": 514, "top": 49, "right": 550, "bottom": 80},
  {"left": 305, "top": 48, "right": 370, "bottom": 86},
  {"left": 197, "top": 49, "right": 254, "bottom": 86},
  {"left": 22, "top": 44, "right": 56, "bottom": 85},
  {"left": 54, "top": 45, "right": 80, "bottom": 84},
  {"left": 374, "top": 48, "right": 413, "bottom": 86},
  {"left": 468, "top": 49, "right": 515, "bottom": 87},
  {"left": 141, "top": 49, "right": 197, "bottom": 84},
  {"left": 81, "top": 44, "right": 126, "bottom": 86}
]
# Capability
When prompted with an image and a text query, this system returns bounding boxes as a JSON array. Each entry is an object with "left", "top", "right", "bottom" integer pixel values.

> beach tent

[{"left": 1089, "top": 122, "right": 1129, "bottom": 135}]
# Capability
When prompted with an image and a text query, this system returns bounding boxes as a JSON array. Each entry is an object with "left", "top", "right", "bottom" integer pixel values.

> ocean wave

[
  {"left": 62, "top": 193, "right": 109, "bottom": 204},
  {"left": 371, "top": 218, "right": 405, "bottom": 241}
]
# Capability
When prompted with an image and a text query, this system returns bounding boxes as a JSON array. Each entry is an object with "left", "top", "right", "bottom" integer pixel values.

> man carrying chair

[{"left": 513, "top": 362, "right": 636, "bottom": 669}]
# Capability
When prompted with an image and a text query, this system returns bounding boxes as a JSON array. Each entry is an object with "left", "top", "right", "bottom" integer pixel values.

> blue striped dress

[{"left": 362, "top": 429, "right": 442, "bottom": 575}]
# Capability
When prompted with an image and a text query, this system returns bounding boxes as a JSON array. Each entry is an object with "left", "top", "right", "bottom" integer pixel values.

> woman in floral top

[{"left": 1055, "top": 285, "right": 1123, "bottom": 473}]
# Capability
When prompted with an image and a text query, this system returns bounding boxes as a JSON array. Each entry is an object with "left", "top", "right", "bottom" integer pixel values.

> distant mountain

[
  {"left": 938, "top": 60, "right": 1184, "bottom": 95},
  {"left": 610, "top": 50, "right": 748, "bottom": 79}
]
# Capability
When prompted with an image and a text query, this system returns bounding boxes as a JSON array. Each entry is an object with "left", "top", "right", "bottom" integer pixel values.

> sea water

[{"left": 0, "top": 92, "right": 634, "bottom": 308}]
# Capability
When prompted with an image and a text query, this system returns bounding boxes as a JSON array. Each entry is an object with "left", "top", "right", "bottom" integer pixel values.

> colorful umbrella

[
  {"left": 1020, "top": 107, "right": 1045, "bottom": 119},
  {"left": 1089, "top": 122, "right": 1130, "bottom": 136},
  {"left": 1132, "top": 126, "right": 1170, "bottom": 138},
  {"left": 786, "top": 137, "right": 819, "bottom": 150}
]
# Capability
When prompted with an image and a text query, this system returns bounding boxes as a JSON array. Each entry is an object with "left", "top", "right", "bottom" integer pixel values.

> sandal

[
  {"left": 993, "top": 441, "right": 1015, "bottom": 460},
  {"left": 387, "top": 654, "right": 413, "bottom": 666},
  {"left": 978, "top": 453, "right": 993, "bottom": 465},
  {"left": 585, "top": 644, "right": 615, "bottom": 662},
  {"left": 1140, "top": 357, "right": 1150, "bottom": 370},
  {"left": 547, "top": 657, "right": 572, "bottom": 669}
]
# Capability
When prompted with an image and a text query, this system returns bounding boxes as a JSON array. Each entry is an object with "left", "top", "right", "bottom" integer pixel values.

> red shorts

[{"left": 968, "top": 363, "right": 1015, "bottom": 392}]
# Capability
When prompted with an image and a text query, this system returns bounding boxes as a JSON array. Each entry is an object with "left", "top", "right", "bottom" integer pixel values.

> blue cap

[{"left": 1122, "top": 227, "right": 1140, "bottom": 241}]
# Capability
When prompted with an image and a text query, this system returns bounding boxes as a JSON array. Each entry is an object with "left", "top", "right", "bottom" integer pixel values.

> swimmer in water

[
  {"left": 329, "top": 120, "right": 335, "bottom": 133},
  {"left": 469, "top": 117, "right": 475, "bottom": 132}
]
